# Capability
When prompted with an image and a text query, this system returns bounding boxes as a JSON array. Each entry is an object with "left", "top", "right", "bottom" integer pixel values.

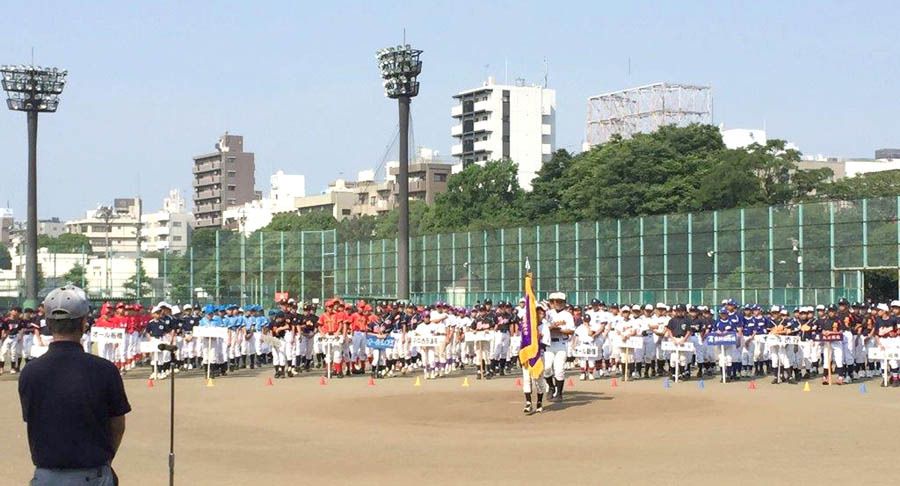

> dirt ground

[{"left": 2, "top": 366, "right": 897, "bottom": 486}]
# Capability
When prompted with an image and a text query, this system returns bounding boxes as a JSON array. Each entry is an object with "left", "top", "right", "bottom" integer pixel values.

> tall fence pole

[
  {"left": 768, "top": 207, "right": 774, "bottom": 305},
  {"left": 189, "top": 246, "right": 194, "bottom": 306},
  {"left": 215, "top": 231, "right": 220, "bottom": 303},
  {"left": 240, "top": 234, "right": 246, "bottom": 307}
]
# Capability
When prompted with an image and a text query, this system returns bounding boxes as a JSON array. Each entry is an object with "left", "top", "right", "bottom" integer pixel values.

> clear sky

[{"left": 0, "top": 1, "right": 897, "bottom": 220}]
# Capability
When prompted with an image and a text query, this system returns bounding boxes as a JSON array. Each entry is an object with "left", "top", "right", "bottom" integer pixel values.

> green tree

[
  {"left": 524, "top": 149, "right": 576, "bottom": 222},
  {"left": 816, "top": 169, "right": 900, "bottom": 200},
  {"left": 123, "top": 263, "right": 152, "bottom": 299},
  {"left": 426, "top": 160, "right": 526, "bottom": 232},
  {"left": 62, "top": 263, "right": 87, "bottom": 288},
  {"left": 337, "top": 215, "right": 377, "bottom": 241},
  {"left": 372, "top": 200, "right": 432, "bottom": 238},
  {"left": 264, "top": 211, "right": 337, "bottom": 232},
  {"left": 37, "top": 233, "right": 92, "bottom": 254}
]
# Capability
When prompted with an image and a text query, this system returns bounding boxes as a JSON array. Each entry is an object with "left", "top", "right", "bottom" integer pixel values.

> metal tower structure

[{"left": 585, "top": 82, "right": 712, "bottom": 147}]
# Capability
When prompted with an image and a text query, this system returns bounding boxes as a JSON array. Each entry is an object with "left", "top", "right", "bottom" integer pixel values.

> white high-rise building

[
  {"left": 222, "top": 170, "right": 306, "bottom": 235},
  {"left": 451, "top": 76, "right": 556, "bottom": 190}
]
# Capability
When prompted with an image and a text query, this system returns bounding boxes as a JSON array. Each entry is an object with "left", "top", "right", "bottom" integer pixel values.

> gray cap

[{"left": 43, "top": 284, "right": 90, "bottom": 320}]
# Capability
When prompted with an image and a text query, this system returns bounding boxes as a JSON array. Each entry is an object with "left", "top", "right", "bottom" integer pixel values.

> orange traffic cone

[
  {"left": 462, "top": 377, "right": 470, "bottom": 387},
  {"left": 205, "top": 378, "right": 215, "bottom": 388},
  {"left": 368, "top": 376, "right": 375, "bottom": 387},
  {"left": 610, "top": 377, "right": 619, "bottom": 388},
  {"left": 147, "top": 379, "right": 154, "bottom": 388},
  {"left": 319, "top": 376, "right": 327, "bottom": 386},
  {"left": 515, "top": 377, "right": 522, "bottom": 387},
  {"left": 748, "top": 380, "right": 757, "bottom": 390},
  {"left": 566, "top": 377, "right": 575, "bottom": 388},
  {"left": 266, "top": 377, "right": 274, "bottom": 387}
]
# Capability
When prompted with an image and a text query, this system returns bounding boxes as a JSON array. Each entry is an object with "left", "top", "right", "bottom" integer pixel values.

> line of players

[
  {"left": 5, "top": 296, "right": 899, "bottom": 389},
  {"left": 568, "top": 298, "right": 900, "bottom": 387}
]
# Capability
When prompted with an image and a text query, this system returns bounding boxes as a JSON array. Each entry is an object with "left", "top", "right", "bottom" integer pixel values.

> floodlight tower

[
  {"left": 376, "top": 44, "right": 422, "bottom": 302},
  {"left": 0, "top": 64, "right": 67, "bottom": 307}
]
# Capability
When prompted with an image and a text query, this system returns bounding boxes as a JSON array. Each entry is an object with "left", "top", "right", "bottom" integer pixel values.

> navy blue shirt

[
  {"left": 147, "top": 319, "right": 170, "bottom": 338},
  {"left": 19, "top": 340, "right": 131, "bottom": 468}
]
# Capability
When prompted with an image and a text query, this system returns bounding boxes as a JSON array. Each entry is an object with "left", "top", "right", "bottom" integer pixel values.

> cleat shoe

[{"left": 523, "top": 403, "right": 532, "bottom": 414}]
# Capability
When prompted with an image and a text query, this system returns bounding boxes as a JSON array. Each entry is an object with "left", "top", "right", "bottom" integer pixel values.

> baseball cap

[
  {"left": 43, "top": 285, "right": 90, "bottom": 320},
  {"left": 877, "top": 303, "right": 889, "bottom": 312},
  {"left": 548, "top": 292, "right": 566, "bottom": 301}
]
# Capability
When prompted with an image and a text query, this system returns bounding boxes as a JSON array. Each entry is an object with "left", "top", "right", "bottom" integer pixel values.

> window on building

[
  {"left": 434, "top": 173, "right": 447, "bottom": 182},
  {"left": 227, "top": 185, "right": 236, "bottom": 191},
  {"left": 228, "top": 198, "right": 236, "bottom": 205},
  {"left": 171, "top": 221, "right": 182, "bottom": 227},
  {"left": 227, "top": 170, "right": 236, "bottom": 177},
  {"left": 172, "top": 236, "right": 182, "bottom": 241},
  {"left": 358, "top": 193, "right": 367, "bottom": 204},
  {"left": 341, "top": 209, "right": 351, "bottom": 216},
  {"left": 227, "top": 157, "right": 236, "bottom": 163}
]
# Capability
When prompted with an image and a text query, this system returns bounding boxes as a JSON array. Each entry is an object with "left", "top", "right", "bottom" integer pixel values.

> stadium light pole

[
  {"left": 0, "top": 64, "right": 67, "bottom": 308},
  {"left": 376, "top": 44, "right": 422, "bottom": 302}
]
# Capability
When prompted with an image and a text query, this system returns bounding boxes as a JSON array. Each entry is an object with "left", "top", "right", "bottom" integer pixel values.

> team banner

[
  {"left": 366, "top": 336, "right": 395, "bottom": 350},
  {"left": 705, "top": 333, "right": 737, "bottom": 346},
  {"left": 518, "top": 267, "right": 543, "bottom": 379}
]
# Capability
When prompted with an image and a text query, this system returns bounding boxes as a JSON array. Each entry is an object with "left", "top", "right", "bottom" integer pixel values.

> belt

[{"left": 551, "top": 338, "right": 565, "bottom": 343}]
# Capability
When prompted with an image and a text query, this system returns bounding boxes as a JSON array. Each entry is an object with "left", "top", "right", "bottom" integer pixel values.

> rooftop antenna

[{"left": 543, "top": 57, "right": 549, "bottom": 88}]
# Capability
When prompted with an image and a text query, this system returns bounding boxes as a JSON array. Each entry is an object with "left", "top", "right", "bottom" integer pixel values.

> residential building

[
  {"left": 38, "top": 217, "right": 65, "bottom": 238},
  {"left": 798, "top": 154, "right": 900, "bottom": 181},
  {"left": 0, "top": 208, "right": 12, "bottom": 245},
  {"left": 293, "top": 190, "right": 358, "bottom": 221},
  {"left": 223, "top": 170, "right": 306, "bottom": 234},
  {"left": 65, "top": 198, "right": 142, "bottom": 257},
  {"left": 875, "top": 148, "right": 900, "bottom": 160},
  {"left": 451, "top": 76, "right": 556, "bottom": 190},
  {"left": 141, "top": 189, "right": 193, "bottom": 254},
  {"left": 193, "top": 133, "right": 256, "bottom": 229},
  {"left": 319, "top": 147, "right": 452, "bottom": 219},
  {"left": 6, "top": 249, "right": 159, "bottom": 299}
]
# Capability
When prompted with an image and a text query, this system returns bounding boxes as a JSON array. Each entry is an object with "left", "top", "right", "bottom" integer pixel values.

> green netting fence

[{"left": 3, "top": 197, "right": 899, "bottom": 309}]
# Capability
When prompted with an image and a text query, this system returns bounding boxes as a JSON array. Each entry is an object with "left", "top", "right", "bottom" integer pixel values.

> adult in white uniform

[{"left": 543, "top": 292, "right": 575, "bottom": 401}]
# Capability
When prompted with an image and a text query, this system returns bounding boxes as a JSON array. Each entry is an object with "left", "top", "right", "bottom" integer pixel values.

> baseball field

[{"left": 2, "top": 368, "right": 896, "bottom": 485}]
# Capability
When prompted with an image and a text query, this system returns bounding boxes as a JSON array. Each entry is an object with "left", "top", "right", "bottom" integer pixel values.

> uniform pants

[
  {"left": 542, "top": 345, "right": 568, "bottom": 381},
  {"left": 491, "top": 332, "right": 510, "bottom": 360},
  {"left": 81, "top": 333, "right": 92, "bottom": 353},
  {"left": 770, "top": 344, "right": 798, "bottom": 369},
  {"left": 151, "top": 349, "right": 170, "bottom": 366},
  {"left": 689, "top": 336, "right": 704, "bottom": 364},
  {"left": 272, "top": 338, "right": 287, "bottom": 367},
  {"left": 323, "top": 340, "right": 343, "bottom": 364},
  {"left": 642, "top": 336, "right": 656, "bottom": 364},
  {"left": 741, "top": 340, "right": 755, "bottom": 366},
  {"left": 843, "top": 332, "right": 855, "bottom": 365},
  {"left": 668, "top": 346, "right": 692, "bottom": 370},
  {"left": 522, "top": 367, "right": 546, "bottom": 394},
  {"left": 421, "top": 347, "right": 436, "bottom": 370},
  {"left": 351, "top": 331, "right": 367, "bottom": 363},
  {"left": 389, "top": 335, "right": 407, "bottom": 361},
  {"left": 826, "top": 341, "right": 845, "bottom": 368},
  {"left": 1, "top": 336, "right": 20, "bottom": 363}
]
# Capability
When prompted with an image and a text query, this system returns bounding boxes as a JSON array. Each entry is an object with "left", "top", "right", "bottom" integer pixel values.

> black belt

[{"left": 551, "top": 338, "right": 565, "bottom": 343}]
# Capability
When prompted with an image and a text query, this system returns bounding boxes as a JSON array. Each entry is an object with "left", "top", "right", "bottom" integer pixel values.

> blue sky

[{"left": 0, "top": 1, "right": 897, "bottom": 220}]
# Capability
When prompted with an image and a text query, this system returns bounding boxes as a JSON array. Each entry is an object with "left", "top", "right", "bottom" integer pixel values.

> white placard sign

[
  {"left": 192, "top": 326, "right": 228, "bottom": 339},
  {"left": 90, "top": 328, "right": 125, "bottom": 341},
  {"left": 766, "top": 335, "right": 801, "bottom": 346},
  {"left": 574, "top": 344, "right": 599, "bottom": 358},
  {"left": 753, "top": 334, "right": 768, "bottom": 344},
  {"left": 868, "top": 347, "right": 900, "bottom": 361},
  {"left": 315, "top": 334, "right": 344, "bottom": 346},
  {"left": 139, "top": 339, "right": 164, "bottom": 353},
  {"left": 619, "top": 337, "right": 644, "bottom": 349},
  {"left": 466, "top": 331, "right": 493, "bottom": 343},
  {"left": 661, "top": 341, "right": 695, "bottom": 352},
  {"left": 411, "top": 335, "right": 441, "bottom": 347}
]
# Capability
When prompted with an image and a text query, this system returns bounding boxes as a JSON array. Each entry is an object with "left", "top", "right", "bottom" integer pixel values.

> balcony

[
  {"left": 193, "top": 160, "right": 221, "bottom": 174},
  {"left": 195, "top": 202, "right": 219, "bottom": 214},
  {"left": 451, "top": 124, "right": 463, "bottom": 136},
  {"left": 473, "top": 100, "right": 491, "bottom": 113},
  {"left": 541, "top": 124, "right": 552, "bottom": 136},
  {"left": 195, "top": 189, "right": 221, "bottom": 200},
  {"left": 451, "top": 144, "right": 462, "bottom": 156},
  {"left": 473, "top": 120, "right": 492, "bottom": 133},
  {"left": 195, "top": 217, "right": 221, "bottom": 227},
  {"left": 195, "top": 174, "right": 220, "bottom": 186},
  {"left": 451, "top": 105, "right": 463, "bottom": 117},
  {"left": 474, "top": 140, "right": 492, "bottom": 152}
]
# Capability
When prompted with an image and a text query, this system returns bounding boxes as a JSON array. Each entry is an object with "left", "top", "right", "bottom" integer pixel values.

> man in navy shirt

[{"left": 19, "top": 285, "right": 130, "bottom": 485}]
